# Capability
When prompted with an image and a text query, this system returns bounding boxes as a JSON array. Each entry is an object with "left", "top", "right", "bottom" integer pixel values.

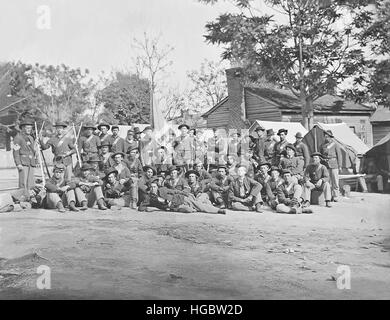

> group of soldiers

[{"left": 8, "top": 118, "right": 345, "bottom": 215}]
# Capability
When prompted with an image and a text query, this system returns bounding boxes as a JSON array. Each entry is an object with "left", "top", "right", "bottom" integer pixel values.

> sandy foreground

[{"left": 0, "top": 192, "right": 390, "bottom": 300}]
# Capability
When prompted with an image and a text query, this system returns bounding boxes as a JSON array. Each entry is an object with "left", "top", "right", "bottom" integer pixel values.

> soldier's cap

[
  {"left": 127, "top": 129, "right": 134, "bottom": 135},
  {"left": 270, "top": 166, "right": 281, "bottom": 173},
  {"left": 19, "top": 118, "right": 34, "bottom": 127},
  {"left": 185, "top": 170, "right": 200, "bottom": 178},
  {"left": 53, "top": 163, "right": 66, "bottom": 171},
  {"left": 111, "top": 125, "right": 119, "bottom": 131},
  {"left": 83, "top": 123, "right": 96, "bottom": 130},
  {"left": 277, "top": 128, "right": 288, "bottom": 136},
  {"left": 266, "top": 129, "right": 275, "bottom": 136},
  {"left": 104, "top": 167, "right": 118, "bottom": 179},
  {"left": 97, "top": 122, "right": 110, "bottom": 130},
  {"left": 189, "top": 128, "right": 196, "bottom": 135},
  {"left": 217, "top": 165, "right": 227, "bottom": 172},
  {"left": 133, "top": 127, "right": 141, "bottom": 134},
  {"left": 149, "top": 176, "right": 160, "bottom": 184},
  {"left": 81, "top": 163, "right": 94, "bottom": 171},
  {"left": 324, "top": 130, "right": 334, "bottom": 138},
  {"left": 227, "top": 153, "right": 238, "bottom": 161},
  {"left": 98, "top": 140, "right": 111, "bottom": 148},
  {"left": 111, "top": 152, "right": 125, "bottom": 159},
  {"left": 167, "top": 165, "right": 181, "bottom": 174},
  {"left": 142, "top": 126, "right": 153, "bottom": 133},
  {"left": 311, "top": 152, "right": 323, "bottom": 158},
  {"left": 258, "top": 162, "right": 271, "bottom": 169},
  {"left": 143, "top": 165, "right": 157, "bottom": 175},
  {"left": 281, "top": 169, "right": 292, "bottom": 175},
  {"left": 235, "top": 163, "right": 248, "bottom": 170},
  {"left": 295, "top": 132, "right": 303, "bottom": 138},
  {"left": 87, "top": 154, "right": 101, "bottom": 163},
  {"left": 54, "top": 121, "right": 67, "bottom": 128},
  {"left": 285, "top": 144, "right": 297, "bottom": 152},
  {"left": 194, "top": 159, "right": 203, "bottom": 166},
  {"left": 178, "top": 124, "right": 190, "bottom": 130},
  {"left": 126, "top": 146, "right": 139, "bottom": 153}
]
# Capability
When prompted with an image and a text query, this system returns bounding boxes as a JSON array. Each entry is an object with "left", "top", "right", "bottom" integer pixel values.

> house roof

[
  {"left": 201, "top": 96, "right": 228, "bottom": 118},
  {"left": 370, "top": 106, "right": 390, "bottom": 122},
  {"left": 246, "top": 87, "right": 374, "bottom": 113}
]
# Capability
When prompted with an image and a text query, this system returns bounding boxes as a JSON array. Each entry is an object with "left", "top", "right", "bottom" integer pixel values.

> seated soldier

[
  {"left": 103, "top": 167, "right": 127, "bottom": 209},
  {"left": 163, "top": 165, "right": 190, "bottom": 193},
  {"left": 155, "top": 146, "right": 172, "bottom": 176},
  {"left": 126, "top": 147, "right": 143, "bottom": 178},
  {"left": 138, "top": 177, "right": 170, "bottom": 212},
  {"left": 266, "top": 166, "right": 285, "bottom": 209},
  {"left": 98, "top": 140, "right": 114, "bottom": 172},
  {"left": 209, "top": 165, "right": 234, "bottom": 209},
  {"left": 138, "top": 165, "right": 157, "bottom": 205},
  {"left": 88, "top": 154, "right": 105, "bottom": 179},
  {"left": 276, "top": 169, "right": 312, "bottom": 214},
  {"left": 74, "top": 163, "right": 107, "bottom": 210},
  {"left": 44, "top": 163, "right": 78, "bottom": 213},
  {"left": 255, "top": 162, "right": 272, "bottom": 205},
  {"left": 228, "top": 164, "right": 263, "bottom": 212},
  {"left": 279, "top": 144, "right": 304, "bottom": 184},
  {"left": 186, "top": 169, "right": 211, "bottom": 202},
  {"left": 193, "top": 159, "right": 212, "bottom": 183},
  {"left": 302, "top": 152, "right": 332, "bottom": 208},
  {"left": 226, "top": 154, "right": 239, "bottom": 178}
]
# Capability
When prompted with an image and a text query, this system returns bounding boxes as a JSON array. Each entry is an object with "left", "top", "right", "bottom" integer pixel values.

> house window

[{"left": 349, "top": 126, "right": 356, "bottom": 133}]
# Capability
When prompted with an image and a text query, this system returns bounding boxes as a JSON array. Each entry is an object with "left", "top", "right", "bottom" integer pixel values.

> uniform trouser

[
  {"left": 18, "top": 166, "right": 35, "bottom": 191},
  {"left": 177, "top": 193, "right": 220, "bottom": 214},
  {"left": 230, "top": 192, "right": 262, "bottom": 211},
  {"left": 302, "top": 181, "right": 331, "bottom": 202},
  {"left": 329, "top": 168, "right": 339, "bottom": 198},
  {"left": 64, "top": 163, "right": 73, "bottom": 181},
  {"left": 210, "top": 190, "right": 229, "bottom": 205},
  {"left": 105, "top": 196, "right": 131, "bottom": 207},
  {"left": 128, "top": 177, "right": 138, "bottom": 203},
  {"left": 364, "top": 174, "right": 384, "bottom": 192},
  {"left": 276, "top": 203, "right": 301, "bottom": 214},
  {"left": 46, "top": 190, "right": 76, "bottom": 209},
  {"left": 74, "top": 186, "right": 104, "bottom": 207},
  {"left": 276, "top": 184, "right": 303, "bottom": 213}
]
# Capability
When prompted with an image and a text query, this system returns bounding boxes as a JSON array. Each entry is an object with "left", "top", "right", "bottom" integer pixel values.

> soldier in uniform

[
  {"left": 273, "top": 128, "right": 289, "bottom": 165},
  {"left": 173, "top": 124, "right": 195, "bottom": 172},
  {"left": 126, "top": 146, "right": 143, "bottom": 177},
  {"left": 98, "top": 140, "right": 115, "bottom": 172},
  {"left": 228, "top": 164, "right": 263, "bottom": 212},
  {"left": 78, "top": 123, "right": 101, "bottom": 162},
  {"left": 103, "top": 167, "right": 127, "bottom": 209},
  {"left": 319, "top": 130, "right": 342, "bottom": 201},
  {"left": 124, "top": 130, "right": 139, "bottom": 155},
  {"left": 97, "top": 121, "right": 113, "bottom": 146},
  {"left": 163, "top": 165, "right": 190, "bottom": 193},
  {"left": 139, "top": 126, "right": 158, "bottom": 166},
  {"left": 40, "top": 121, "right": 76, "bottom": 181},
  {"left": 12, "top": 118, "right": 37, "bottom": 191},
  {"left": 193, "top": 159, "right": 212, "bottom": 183},
  {"left": 110, "top": 125, "right": 126, "bottom": 154},
  {"left": 209, "top": 165, "right": 234, "bottom": 208},
  {"left": 255, "top": 162, "right": 273, "bottom": 205},
  {"left": 293, "top": 132, "right": 310, "bottom": 169},
  {"left": 252, "top": 125, "right": 266, "bottom": 164},
  {"left": 279, "top": 144, "right": 305, "bottom": 183},
  {"left": 264, "top": 129, "right": 278, "bottom": 165},
  {"left": 302, "top": 152, "right": 332, "bottom": 208},
  {"left": 138, "top": 165, "right": 157, "bottom": 205}
]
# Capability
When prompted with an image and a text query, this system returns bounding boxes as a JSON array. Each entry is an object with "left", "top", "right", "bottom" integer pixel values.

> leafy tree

[
  {"left": 96, "top": 71, "right": 151, "bottom": 124},
  {"left": 346, "top": 0, "right": 390, "bottom": 107},
  {"left": 201, "top": 0, "right": 370, "bottom": 129}
]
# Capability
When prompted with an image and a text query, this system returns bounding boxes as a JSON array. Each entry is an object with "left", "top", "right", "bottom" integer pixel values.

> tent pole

[{"left": 314, "top": 126, "right": 317, "bottom": 152}]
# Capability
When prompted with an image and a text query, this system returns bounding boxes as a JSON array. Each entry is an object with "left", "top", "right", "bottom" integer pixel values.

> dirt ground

[{"left": 0, "top": 189, "right": 389, "bottom": 300}]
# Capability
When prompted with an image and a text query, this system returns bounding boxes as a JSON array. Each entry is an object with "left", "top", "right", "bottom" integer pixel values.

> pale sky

[{"left": 0, "top": 0, "right": 278, "bottom": 89}]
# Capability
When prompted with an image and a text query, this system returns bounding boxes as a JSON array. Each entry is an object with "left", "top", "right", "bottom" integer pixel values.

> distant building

[
  {"left": 370, "top": 106, "right": 390, "bottom": 145},
  {"left": 202, "top": 67, "right": 375, "bottom": 146}
]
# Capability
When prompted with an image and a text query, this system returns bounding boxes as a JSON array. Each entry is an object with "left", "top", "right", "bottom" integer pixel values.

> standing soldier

[
  {"left": 273, "top": 128, "right": 289, "bottom": 165},
  {"left": 124, "top": 129, "right": 139, "bottom": 154},
  {"left": 252, "top": 125, "right": 266, "bottom": 164},
  {"left": 320, "top": 130, "right": 342, "bottom": 202},
  {"left": 40, "top": 121, "right": 76, "bottom": 181},
  {"left": 264, "top": 129, "right": 277, "bottom": 165},
  {"left": 78, "top": 123, "right": 101, "bottom": 162},
  {"left": 12, "top": 118, "right": 37, "bottom": 191},
  {"left": 173, "top": 124, "right": 194, "bottom": 172},
  {"left": 293, "top": 132, "right": 310, "bottom": 169},
  {"left": 110, "top": 125, "right": 125, "bottom": 154},
  {"left": 97, "top": 121, "right": 113, "bottom": 147}
]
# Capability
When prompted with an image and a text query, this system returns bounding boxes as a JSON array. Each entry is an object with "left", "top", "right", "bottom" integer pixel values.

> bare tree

[{"left": 131, "top": 32, "right": 174, "bottom": 126}]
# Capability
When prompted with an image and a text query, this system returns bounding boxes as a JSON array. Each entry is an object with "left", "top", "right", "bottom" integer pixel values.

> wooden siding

[
  {"left": 372, "top": 123, "right": 390, "bottom": 145},
  {"left": 205, "top": 99, "right": 229, "bottom": 129},
  {"left": 245, "top": 90, "right": 282, "bottom": 122}
]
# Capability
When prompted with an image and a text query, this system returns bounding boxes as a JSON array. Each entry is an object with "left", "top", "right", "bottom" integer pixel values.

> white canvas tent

[{"left": 249, "top": 120, "right": 308, "bottom": 143}]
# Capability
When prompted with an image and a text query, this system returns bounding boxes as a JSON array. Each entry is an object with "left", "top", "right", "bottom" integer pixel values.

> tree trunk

[
  {"left": 149, "top": 82, "right": 154, "bottom": 127},
  {"left": 301, "top": 95, "right": 314, "bottom": 130}
]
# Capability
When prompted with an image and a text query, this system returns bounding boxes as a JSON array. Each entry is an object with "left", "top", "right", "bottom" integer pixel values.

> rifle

[
  {"left": 72, "top": 122, "right": 83, "bottom": 168},
  {"left": 34, "top": 122, "right": 46, "bottom": 185}
]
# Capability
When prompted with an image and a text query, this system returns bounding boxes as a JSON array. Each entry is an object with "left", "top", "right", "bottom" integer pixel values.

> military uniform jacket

[
  {"left": 164, "top": 177, "right": 190, "bottom": 193},
  {"left": 255, "top": 173, "right": 271, "bottom": 194},
  {"left": 279, "top": 156, "right": 304, "bottom": 177},
  {"left": 187, "top": 181, "right": 208, "bottom": 197},
  {"left": 113, "top": 162, "right": 132, "bottom": 181},
  {"left": 99, "top": 133, "right": 114, "bottom": 145},
  {"left": 267, "top": 177, "right": 284, "bottom": 195},
  {"left": 276, "top": 182, "right": 300, "bottom": 205},
  {"left": 210, "top": 175, "right": 234, "bottom": 193},
  {"left": 264, "top": 138, "right": 276, "bottom": 162},
  {"left": 41, "top": 135, "right": 76, "bottom": 166},
  {"left": 104, "top": 181, "right": 124, "bottom": 198},
  {"left": 45, "top": 176, "right": 75, "bottom": 193},
  {"left": 99, "top": 153, "right": 116, "bottom": 172},
  {"left": 124, "top": 139, "right": 139, "bottom": 154},
  {"left": 138, "top": 191, "right": 169, "bottom": 211},
  {"left": 320, "top": 141, "right": 342, "bottom": 169},
  {"left": 294, "top": 141, "right": 310, "bottom": 167},
  {"left": 228, "top": 177, "right": 261, "bottom": 200},
  {"left": 273, "top": 139, "right": 289, "bottom": 163},
  {"left": 138, "top": 175, "right": 153, "bottom": 194},
  {"left": 304, "top": 163, "right": 329, "bottom": 184},
  {"left": 126, "top": 158, "right": 143, "bottom": 177},
  {"left": 78, "top": 134, "right": 101, "bottom": 160},
  {"left": 197, "top": 169, "right": 212, "bottom": 182},
  {"left": 110, "top": 135, "right": 126, "bottom": 154},
  {"left": 13, "top": 133, "right": 37, "bottom": 167}
]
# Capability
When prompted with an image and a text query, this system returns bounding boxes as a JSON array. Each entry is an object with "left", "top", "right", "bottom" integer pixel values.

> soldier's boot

[
  {"left": 289, "top": 207, "right": 297, "bottom": 214},
  {"left": 131, "top": 202, "right": 138, "bottom": 210},
  {"left": 255, "top": 203, "right": 263, "bottom": 213},
  {"left": 69, "top": 201, "right": 79, "bottom": 212},
  {"left": 97, "top": 198, "right": 107, "bottom": 210},
  {"left": 80, "top": 201, "right": 88, "bottom": 211},
  {"left": 56, "top": 201, "right": 66, "bottom": 213},
  {"left": 302, "top": 208, "right": 313, "bottom": 214},
  {"left": 216, "top": 198, "right": 225, "bottom": 209},
  {"left": 325, "top": 200, "right": 332, "bottom": 208},
  {"left": 217, "top": 209, "right": 226, "bottom": 215}
]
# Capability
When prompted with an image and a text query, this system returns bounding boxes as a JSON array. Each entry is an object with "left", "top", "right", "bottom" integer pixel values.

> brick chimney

[{"left": 225, "top": 67, "right": 247, "bottom": 129}]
